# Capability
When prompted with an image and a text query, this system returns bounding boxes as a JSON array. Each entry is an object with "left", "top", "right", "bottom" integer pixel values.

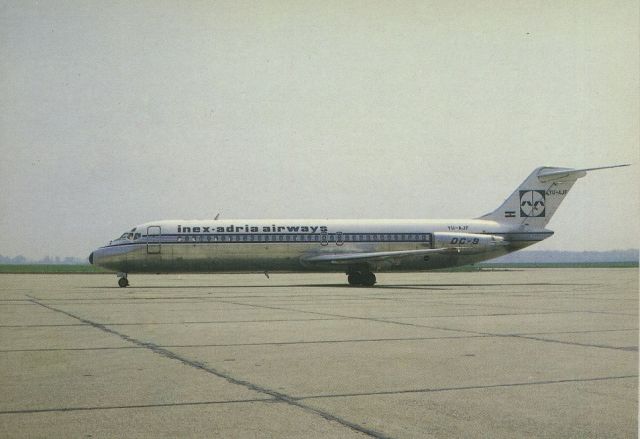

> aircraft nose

[{"left": 89, "top": 252, "right": 94, "bottom": 265}]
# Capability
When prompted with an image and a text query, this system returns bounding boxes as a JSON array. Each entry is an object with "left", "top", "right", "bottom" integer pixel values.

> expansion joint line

[
  {"left": 214, "top": 299, "right": 637, "bottom": 352},
  {"left": 25, "top": 296, "right": 392, "bottom": 439}
]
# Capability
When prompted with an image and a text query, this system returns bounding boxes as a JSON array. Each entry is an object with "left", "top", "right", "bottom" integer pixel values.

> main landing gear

[
  {"left": 347, "top": 269, "right": 376, "bottom": 287},
  {"left": 117, "top": 273, "right": 129, "bottom": 288}
]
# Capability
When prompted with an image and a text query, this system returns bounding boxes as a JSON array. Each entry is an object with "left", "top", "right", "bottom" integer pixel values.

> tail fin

[{"left": 478, "top": 165, "right": 630, "bottom": 228}]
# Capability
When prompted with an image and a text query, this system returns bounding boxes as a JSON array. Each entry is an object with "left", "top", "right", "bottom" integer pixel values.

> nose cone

[{"left": 89, "top": 246, "right": 129, "bottom": 272}]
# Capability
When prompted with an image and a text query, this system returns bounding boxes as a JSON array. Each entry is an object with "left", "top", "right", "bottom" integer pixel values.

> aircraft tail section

[{"left": 478, "top": 165, "right": 629, "bottom": 228}]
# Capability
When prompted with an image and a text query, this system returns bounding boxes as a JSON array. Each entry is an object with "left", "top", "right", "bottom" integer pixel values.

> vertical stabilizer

[{"left": 478, "top": 165, "right": 629, "bottom": 228}]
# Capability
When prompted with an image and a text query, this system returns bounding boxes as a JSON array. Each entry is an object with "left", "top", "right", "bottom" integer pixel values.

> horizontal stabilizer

[{"left": 537, "top": 164, "right": 630, "bottom": 183}]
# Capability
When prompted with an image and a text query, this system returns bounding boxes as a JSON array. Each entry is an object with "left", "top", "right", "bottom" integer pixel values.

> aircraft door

[
  {"left": 336, "top": 232, "right": 344, "bottom": 246},
  {"left": 147, "top": 226, "right": 161, "bottom": 254}
]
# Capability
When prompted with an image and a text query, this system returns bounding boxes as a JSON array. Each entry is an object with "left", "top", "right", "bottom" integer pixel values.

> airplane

[{"left": 89, "top": 165, "right": 629, "bottom": 287}]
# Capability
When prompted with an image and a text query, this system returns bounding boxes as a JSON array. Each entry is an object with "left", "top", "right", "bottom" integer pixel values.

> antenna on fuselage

[{"left": 214, "top": 213, "right": 221, "bottom": 220}]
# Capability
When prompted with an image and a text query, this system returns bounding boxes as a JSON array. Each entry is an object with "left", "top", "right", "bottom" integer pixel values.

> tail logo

[{"left": 519, "top": 190, "right": 545, "bottom": 217}]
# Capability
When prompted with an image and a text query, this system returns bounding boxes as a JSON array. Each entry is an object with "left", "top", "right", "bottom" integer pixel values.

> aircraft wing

[{"left": 301, "top": 248, "right": 455, "bottom": 265}]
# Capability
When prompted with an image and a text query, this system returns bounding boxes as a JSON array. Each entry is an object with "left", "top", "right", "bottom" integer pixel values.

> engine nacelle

[{"left": 433, "top": 232, "right": 505, "bottom": 252}]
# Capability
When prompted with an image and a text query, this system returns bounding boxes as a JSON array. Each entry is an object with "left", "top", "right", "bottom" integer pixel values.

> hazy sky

[{"left": 1, "top": 1, "right": 638, "bottom": 259}]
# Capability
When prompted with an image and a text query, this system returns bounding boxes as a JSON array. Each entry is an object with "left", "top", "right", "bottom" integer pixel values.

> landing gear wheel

[
  {"left": 362, "top": 272, "right": 376, "bottom": 287},
  {"left": 118, "top": 277, "right": 129, "bottom": 288},
  {"left": 347, "top": 271, "right": 376, "bottom": 287}
]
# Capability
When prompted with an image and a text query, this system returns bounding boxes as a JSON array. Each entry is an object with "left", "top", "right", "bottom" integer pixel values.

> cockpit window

[
  {"left": 112, "top": 229, "right": 141, "bottom": 243},
  {"left": 115, "top": 232, "right": 131, "bottom": 241}
]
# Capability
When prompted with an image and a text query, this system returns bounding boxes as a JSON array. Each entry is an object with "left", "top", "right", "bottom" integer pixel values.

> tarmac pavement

[{"left": 0, "top": 269, "right": 637, "bottom": 438}]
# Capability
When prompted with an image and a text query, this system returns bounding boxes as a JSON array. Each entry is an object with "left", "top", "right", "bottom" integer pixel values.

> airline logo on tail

[{"left": 519, "top": 190, "right": 546, "bottom": 217}]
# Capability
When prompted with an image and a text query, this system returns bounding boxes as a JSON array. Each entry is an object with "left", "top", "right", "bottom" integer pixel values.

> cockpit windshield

[{"left": 113, "top": 229, "right": 141, "bottom": 242}]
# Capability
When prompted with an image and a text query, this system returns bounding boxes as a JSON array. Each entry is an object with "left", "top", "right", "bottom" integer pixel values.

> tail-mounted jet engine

[{"left": 433, "top": 232, "right": 505, "bottom": 253}]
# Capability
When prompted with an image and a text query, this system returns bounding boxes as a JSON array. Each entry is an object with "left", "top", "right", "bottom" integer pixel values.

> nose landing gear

[
  {"left": 117, "top": 273, "right": 129, "bottom": 288},
  {"left": 346, "top": 269, "right": 376, "bottom": 287}
]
